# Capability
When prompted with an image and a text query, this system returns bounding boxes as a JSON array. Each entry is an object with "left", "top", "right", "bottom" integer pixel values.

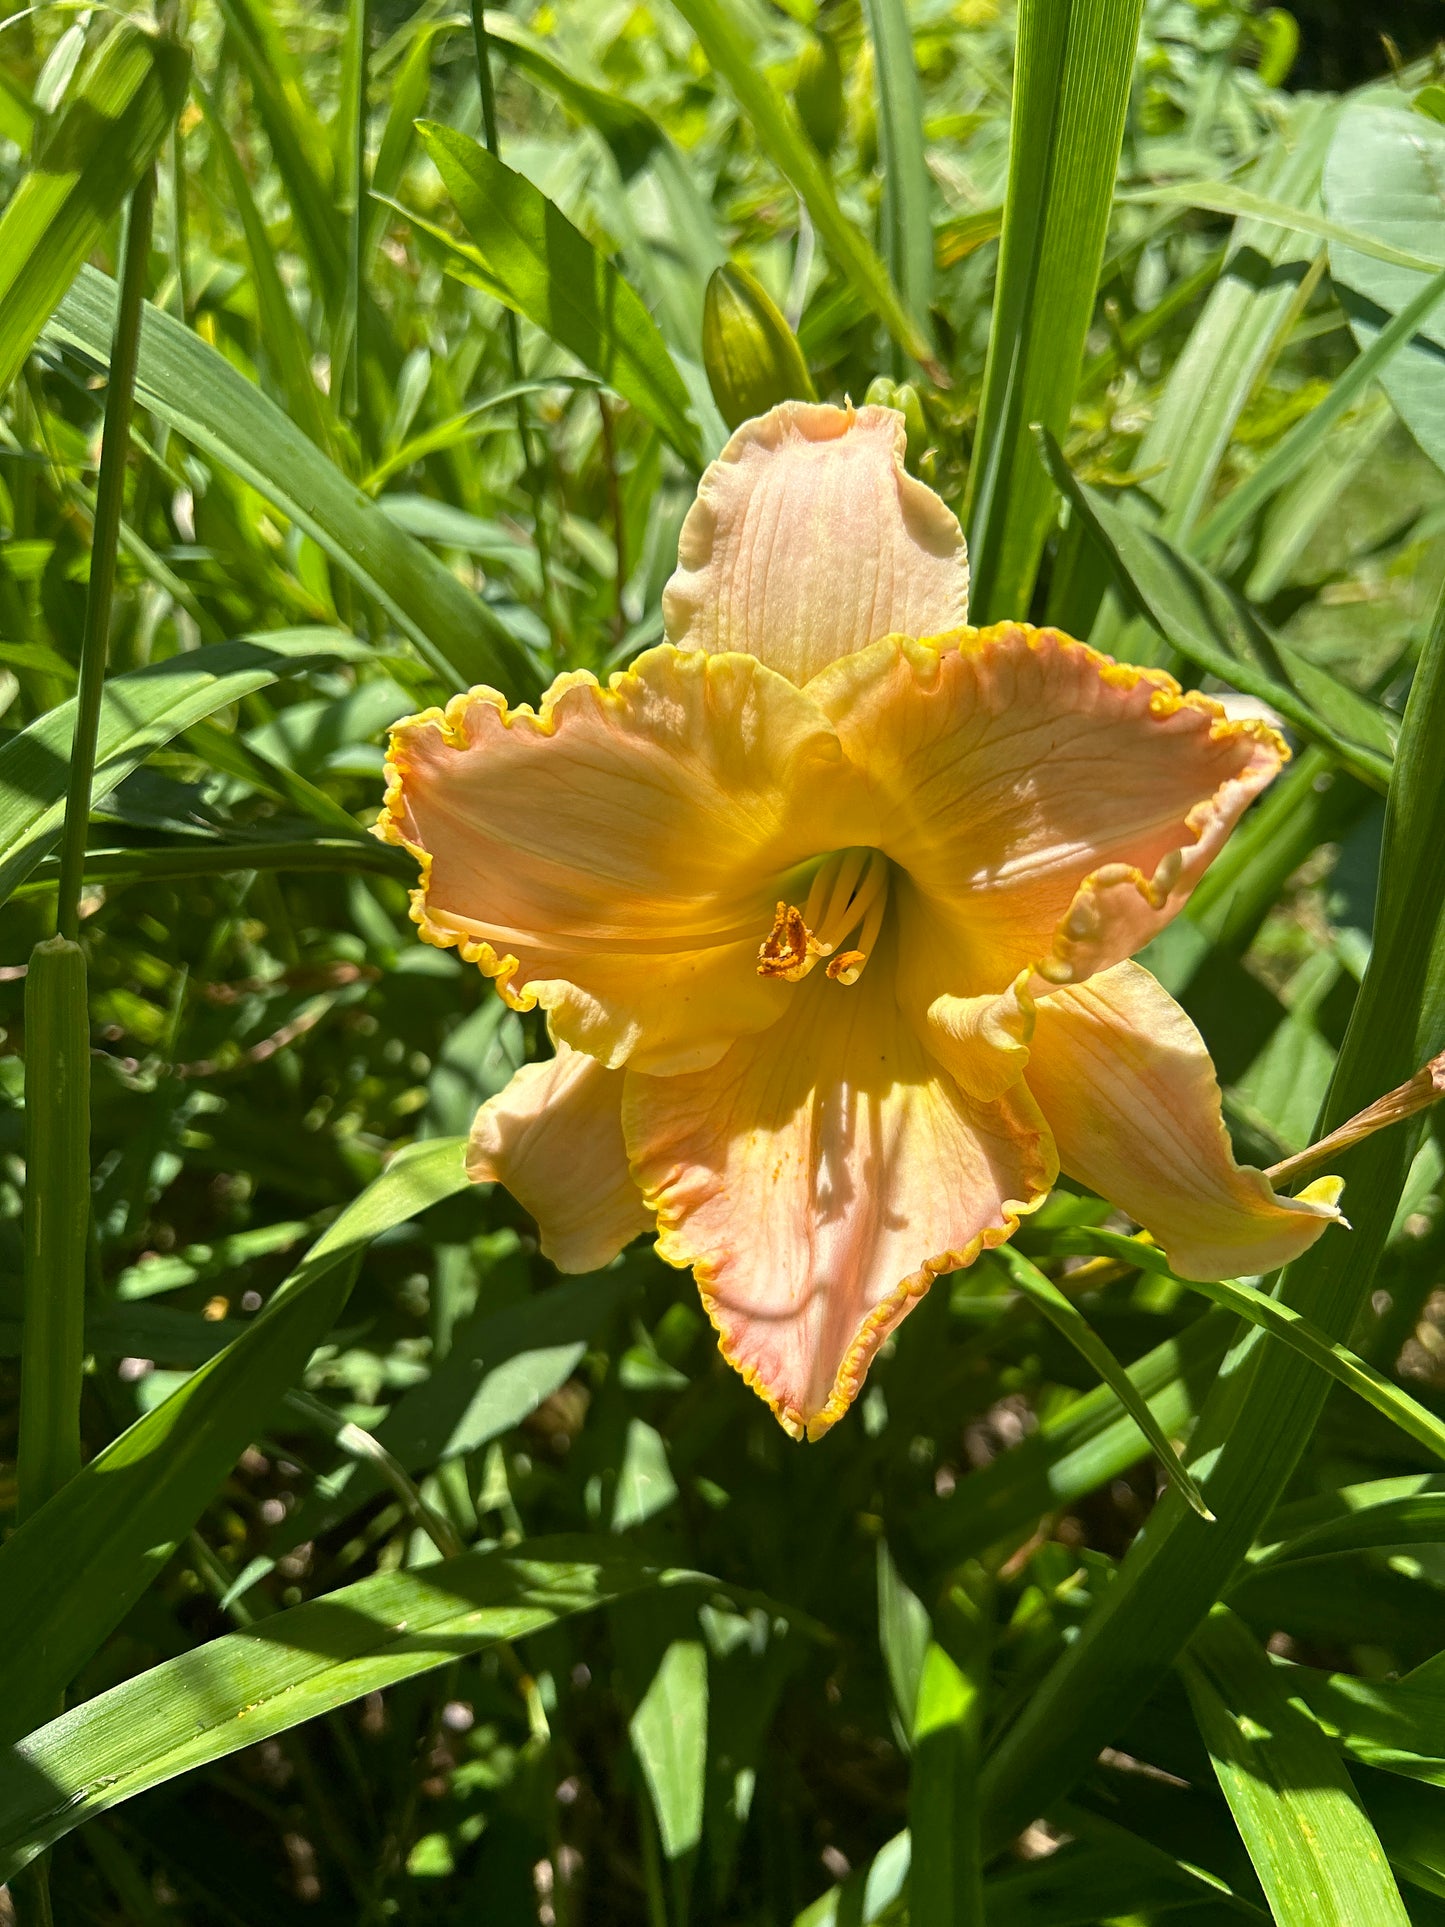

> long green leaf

[
  {"left": 1123, "top": 178, "right": 1441, "bottom": 277},
  {"left": 862, "top": 0, "right": 933, "bottom": 363},
  {"left": 1289, "top": 1649, "right": 1445, "bottom": 1789},
  {"left": 0, "top": 21, "right": 188, "bottom": 399},
  {"left": 413, "top": 124, "right": 701, "bottom": 469},
  {"left": 963, "top": 0, "right": 1144, "bottom": 621},
  {"left": 0, "top": 629, "right": 367, "bottom": 907},
  {"left": 481, "top": 12, "right": 666, "bottom": 181},
  {"left": 1049, "top": 1228, "right": 1445, "bottom": 1470},
  {"left": 977, "top": 499, "right": 1445, "bottom": 1857},
  {"left": 994, "top": 1248, "right": 1212, "bottom": 1521},
  {"left": 0, "top": 1537, "right": 686, "bottom": 1880},
  {"left": 0, "top": 1139, "right": 469, "bottom": 1748},
  {"left": 1038, "top": 430, "right": 1396, "bottom": 790},
  {"left": 1181, "top": 1607, "right": 1410, "bottom": 1925},
  {"left": 42, "top": 268, "right": 534, "bottom": 692},
  {"left": 665, "top": 0, "right": 936, "bottom": 374}
]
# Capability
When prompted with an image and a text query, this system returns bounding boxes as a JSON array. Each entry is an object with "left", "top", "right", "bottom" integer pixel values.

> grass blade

[
  {"left": 0, "top": 1139, "right": 470, "bottom": 1747},
  {"left": 414, "top": 123, "right": 702, "bottom": 469},
  {"left": 0, "top": 630, "right": 368, "bottom": 907},
  {"left": 964, "top": 0, "right": 1144, "bottom": 622},
  {"left": 1037, "top": 429, "right": 1395, "bottom": 790},
  {"left": 908, "top": 1582, "right": 989, "bottom": 1927},
  {"left": 995, "top": 1248, "right": 1212, "bottom": 1521},
  {"left": 861, "top": 0, "right": 934, "bottom": 368},
  {"left": 1049, "top": 1228, "right": 1445, "bottom": 1471},
  {"left": 43, "top": 269, "right": 534, "bottom": 693},
  {"left": 1123, "top": 178, "right": 1440, "bottom": 277},
  {"left": 0, "top": 21, "right": 187, "bottom": 399},
  {"left": 1181, "top": 1607, "right": 1410, "bottom": 1925},
  {"left": 665, "top": 0, "right": 937, "bottom": 375},
  {"left": 1192, "top": 260, "right": 1445, "bottom": 562},
  {"left": 0, "top": 1538, "right": 686, "bottom": 1881},
  {"left": 977, "top": 525, "right": 1445, "bottom": 1857}
]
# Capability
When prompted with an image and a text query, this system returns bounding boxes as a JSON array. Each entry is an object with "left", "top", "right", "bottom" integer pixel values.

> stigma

[{"left": 756, "top": 848, "right": 889, "bottom": 986}]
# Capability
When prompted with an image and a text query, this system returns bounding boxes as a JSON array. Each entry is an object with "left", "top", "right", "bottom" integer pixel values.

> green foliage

[{"left": 1, "top": 2, "right": 1444, "bottom": 1922}]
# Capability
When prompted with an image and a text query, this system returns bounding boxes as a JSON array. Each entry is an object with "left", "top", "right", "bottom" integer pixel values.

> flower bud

[
  {"left": 794, "top": 32, "right": 843, "bottom": 160},
  {"left": 863, "top": 376, "right": 928, "bottom": 464},
  {"left": 703, "top": 264, "right": 817, "bottom": 431}
]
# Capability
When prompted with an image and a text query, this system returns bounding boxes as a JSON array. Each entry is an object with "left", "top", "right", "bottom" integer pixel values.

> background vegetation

[{"left": 1, "top": 0, "right": 1445, "bottom": 1920}]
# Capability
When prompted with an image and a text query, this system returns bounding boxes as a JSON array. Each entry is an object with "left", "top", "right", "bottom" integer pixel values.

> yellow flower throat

[{"left": 756, "top": 847, "right": 890, "bottom": 988}]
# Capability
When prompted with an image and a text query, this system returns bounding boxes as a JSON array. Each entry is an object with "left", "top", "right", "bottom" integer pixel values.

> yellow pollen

[{"left": 756, "top": 849, "right": 890, "bottom": 986}]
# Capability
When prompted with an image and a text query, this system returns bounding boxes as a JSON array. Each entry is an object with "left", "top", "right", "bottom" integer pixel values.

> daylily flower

[{"left": 379, "top": 402, "right": 1343, "bottom": 1441}]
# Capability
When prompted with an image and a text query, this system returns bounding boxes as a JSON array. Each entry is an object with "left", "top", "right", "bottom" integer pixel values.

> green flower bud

[
  {"left": 1251, "top": 8, "right": 1299, "bottom": 89},
  {"left": 862, "top": 376, "right": 927, "bottom": 463},
  {"left": 794, "top": 31, "right": 843, "bottom": 160},
  {"left": 703, "top": 264, "right": 817, "bottom": 431}
]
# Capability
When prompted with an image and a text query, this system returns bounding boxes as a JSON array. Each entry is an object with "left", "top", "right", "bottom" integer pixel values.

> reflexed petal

[
  {"left": 623, "top": 932, "right": 1055, "bottom": 1440},
  {"left": 807, "top": 626, "right": 1287, "bottom": 997},
  {"left": 1025, "top": 961, "right": 1344, "bottom": 1281},
  {"left": 662, "top": 402, "right": 969, "bottom": 685},
  {"left": 380, "top": 645, "right": 844, "bottom": 1074},
  {"left": 467, "top": 1045, "right": 651, "bottom": 1272}
]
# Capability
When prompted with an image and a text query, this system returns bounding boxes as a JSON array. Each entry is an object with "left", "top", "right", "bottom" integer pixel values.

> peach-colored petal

[
  {"left": 467, "top": 1045, "right": 651, "bottom": 1272},
  {"left": 379, "top": 645, "right": 844, "bottom": 1075},
  {"left": 623, "top": 930, "right": 1055, "bottom": 1440},
  {"left": 805, "top": 626, "right": 1287, "bottom": 1007},
  {"left": 1025, "top": 960, "right": 1344, "bottom": 1281},
  {"left": 662, "top": 401, "right": 969, "bottom": 685}
]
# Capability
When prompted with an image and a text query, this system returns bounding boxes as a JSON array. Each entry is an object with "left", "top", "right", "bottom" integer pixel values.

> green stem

[
  {"left": 54, "top": 168, "right": 156, "bottom": 943},
  {"left": 467, "top": 0, "right": 560, "bottom": 662}
]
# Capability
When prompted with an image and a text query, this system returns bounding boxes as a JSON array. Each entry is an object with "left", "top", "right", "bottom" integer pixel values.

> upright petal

[
  {"left": 662, "top": 402, "right": 969, "bottom": 685},
  {"left": 1025, "top": 961, "right": 1343, "bottom": 1281},
  {"left": 381, "top": 645, "right": 843, "bottom": 1074},
  {"left": 624, "top": 931, "right": 1055, "bottom": 1440},
  {"left": 468, "top": 1045, "right": 651, "bottom": 1273},
  {"left": 806, "top": 626, "right": 1287, "bottom": 1003}
]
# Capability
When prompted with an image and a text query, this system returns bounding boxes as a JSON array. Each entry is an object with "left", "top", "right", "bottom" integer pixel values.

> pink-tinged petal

[
  {"left": 662, "top": 402, "right": 969, "bottom": 685},
  {"left": 468, "top": 1045, "right": 651, "bottom": 1273},
  {"left": 623, "top": 931, "right": 1055, "bottom": 1440},
  {"left": 806, "top": 627, "right": 1288, "bottom": 997},
  {"left": 379, "top": 645, "right": 844, "bottom": 1075},
  {"left": 1025, "top": 960, "right": 1344, "bottom": 1281}
]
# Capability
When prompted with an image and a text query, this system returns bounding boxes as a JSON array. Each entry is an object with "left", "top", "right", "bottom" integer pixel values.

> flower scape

[{"left": 379, "top": 401, "right": 1343, "bottom": 1442}]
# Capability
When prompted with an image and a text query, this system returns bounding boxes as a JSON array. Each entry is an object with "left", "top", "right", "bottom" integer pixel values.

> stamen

[
  {"left": 757, "top": 902, "right": 820, "bottom": 981},
  {"left": 758, "top": 850, "right": 891, "bottom": 987}
]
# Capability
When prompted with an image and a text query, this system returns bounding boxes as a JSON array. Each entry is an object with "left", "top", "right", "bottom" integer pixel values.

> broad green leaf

[
  {"left": 0, "top": 21, "right": 188, "bottom": 398},
  {"left": 0, "top": 629, "right": 367, "bottom": 908},
  {"left": 977, "top": 524, "right": 1445, "bottom": 1857},
  {"left": 1323, "top": 101, "right": 1445, "bottom": 475},
  {"left": 862, "top": 0, "right": 934, "bottom": 362},
  {"left": 0, "top": 1538, "right": 687, "bottom": 1881},
  {"left": 1181, "top": 1607, "right": 1410, "bottom": 1925},
  {"left": 1048, "top": 1228, "right": 1445, "bottom": 1472},
  {"left": 1290, "top": 1649, "right": 1445, "bottom": 1788},
  {"left": 42, "top": 268, "right": 534, "bottom": 693},
  {"left": 665, "top": 0, "right": 936, "bottom": 374},
  {"left": 995, "top": 1247, "right": 1212, "bottom": 1521},
  {"left": 0, "top": 1139, "right": 470, "bottom": 1747},
  {"left": 414, "top": 124, "right": 702, "bottom": 469},
  {"left": 1038, "top": 430, "right": 1396, "bottom": 791},
  {"left": 631, "top": 1638, "right": 708, "bottom": 1861},
  {"left": 964, "top": 0, "right": 1144, "bottom": 622},
  {"left": 277, "top": 1269, "right": 631, "bottom": 1549}
]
